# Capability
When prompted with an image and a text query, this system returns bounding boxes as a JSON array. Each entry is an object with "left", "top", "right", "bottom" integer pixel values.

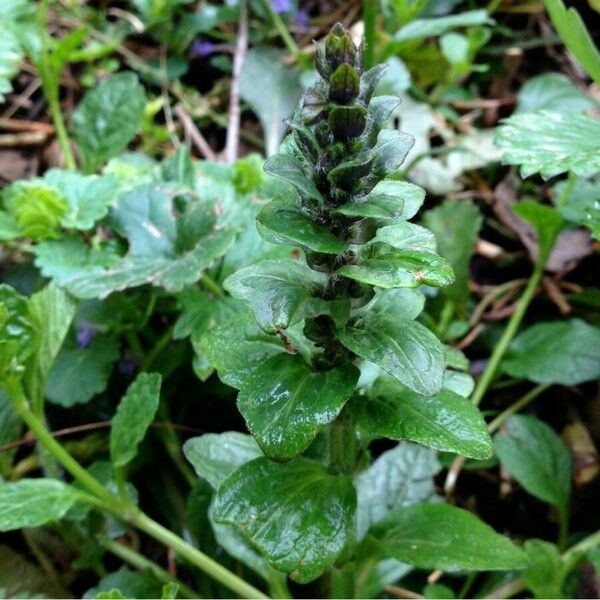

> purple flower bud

[
  {"left": 76, "top": 324, "right": 96, "bottom": 349},
  {"left": 191, "top": 38, "right": 216, "bottom": 58},
  {"left": 272, "top": 0, "right": 292, "bottom": 14},
  {"left": 294, "top": 9, "right": 310, "bottom": 31}
]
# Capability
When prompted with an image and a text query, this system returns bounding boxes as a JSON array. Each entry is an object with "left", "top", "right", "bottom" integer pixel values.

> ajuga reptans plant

[{"left": 205, "top": 23, "right": 494, "bottom": 584}]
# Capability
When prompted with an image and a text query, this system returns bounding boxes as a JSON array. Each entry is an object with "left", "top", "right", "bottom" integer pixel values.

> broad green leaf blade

[
  {"left": 0, "top": 284, "right": 36, "bottom": 380},
  {"left": 66, "top": 186, "right": 236, "bottom": 298},
  {"left": 545, "top": 0, "right": 600, "bottom": 85},
  {"left": 26, "top": 283, "right": 76, "bottom": 400},
  {"left": 84, "top": 567, "right": 162, "bottom": 600},
  {"left": 503, "top": 319, "right": 600, "bottom": 385},
  {"left": 0, "top": 479, "right": 81, "bottom": 531},
  {"left": 515, "top": 73, "right": 598, "bottom": 114},
  {"left": 494, "top": 415, "right": 571, "bottom": 513},
  {"left": 355, "top": 444, "right": 441, "bottom": 539},
  {"left": 183, "top": 432, "right": 261, "bottom": 490},
  {"left": 237, "top": 354, "right": 359, "bottom": 460},
  {"left": 368, "top": 504, "right": 528, "bottom": 571},
  {"left": 394, "top": 9, "right": 493, "bottom": 42},
  {"left": 553, "top": 176, "right": 600, "bottom": 240},
  {"left": 72, "top": 72, "right": 147, "bottom": 173},
  {"left": 45, "top": 333, "right": 120, "bottom": 407},
  {"left": 0, "top": 29, "right": 23, "bottom": 103},
  {"left": 110, "top": 372, "right": 161, "bottom": 468},
  {"left": 373, "top": 222, "right": 437, "bottom": 252},
  {"left": 333, "top": 180, "right": 424, "bottom": 220},
  {"left": 213, "top": 457, "right": 356, "bottom": 583},
  {"left": 355, "top": 288, "right": 425, "bottom": 322},
  {"left": 240, "top": 48, "right": 302, "bottom": 156},
  {"left": 257, "top": 191, "right": 347, "bottom": 254},
  {"left": 223, "top": 260, "right": 328, "bottom": 332},
  {"left": 43, "top": 169, "right": 120, "bottom": 230},
  {"left": 512, "top": 201, "right": 564, "bottom": 263},
  {"left": 422, "top": 200, "right": 482, "bottom": 306},
  {"left": 522, "top": 540, "right": 569, "bottom": 599},
  {"left": 352, "top": 378, "right": 492, "bottom": 459},
  {"left": 264, "top": 153, "right": 323, "bottom": 203},
  {"left": 336, "top": 315, "right": 445, "bottom": 396},
  {"left": 496, "top": 111, "right": 600, "bottom": 178}
]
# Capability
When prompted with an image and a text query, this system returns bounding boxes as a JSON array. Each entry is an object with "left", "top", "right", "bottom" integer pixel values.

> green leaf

[
  {"left": 26, "top": 283, "right": 77, "bottom": 402},
  {"left": 85, "top": 567, "right": 162, "bottom": 600},
  {"left": 264, "top": 153, "right": 323, "bottom": 203},
  {"left": 336, "top": 314, "right": 445, "bottom": 396},
  {"left": 237, "top": 354, "right": 359, "bottom": 460},
  {"left": 339, "top": 244, "right": 454, "bottom": 289},
  {"left": 515, "top": 73, "right": 598, "bottom": 114},
  {"left": 257, "top": 190, "right": 347, "bottom": 254},
  {"left": 66, "top": 186, "right": 236, "bottom": 298},
  {"left": 422, "top": 200, "right": 482, "bottom": 307},
  {"left": 503, "top": 319, "right": 600, "bottom": 385},
  {"left": 355, "top": 288, "right": 425, "bottom": 322},
  {"left": 512, "top": 201, "right": 564, "bottom": 263},
  {"left": 494, "top": 415, "right": 571, "bottom": 514},
  {"left": 240, "top": 48, "right": 302, "bottom": 156},
  {"left": 0, "top": 284, "right": 36, "bottom": 380},
  {"left": 213, "top": 457, "right": 356, "bottom": 583},
  {"left": 110, "top": 372, "right": 161, "bottom": 468},
  {"left": 0, "top": 479, "right": 81, "bottom": 531},
  {"left": 496, "top": 111, "right": 600, "bottom": 178},
  {"left": 545, "top": 0, "right": 600, "bottom": 85},
  {"left": 183, "top": 432, "right": 262, "bottom": 490},
  {"left": 553, "top": 176, "right": 600, "bottom": 239},
  {"left": 72, "top": 72, "right": 147, "bottom": 173},
  {"left": 372, "top": 129, "right": 415, "bottom": 177},
  {"left": 224, "top": 259, "right": 330, "bottom": 332},
  {"left": 367, "top": 503, "right": 528, "bottom": 571},
  {"left": 332, "top": 180, "right": 424, "bottom": 220},
  {"left": 355, "top": 443, "right": 441, "bottom": 539},
  {"left": 394, "top": 9, "right": 493, "bottom": 42},
  {"left": 0, "top": 27, "right": 23, "bottom": 103},
  {"left": 42, "top": 169, "right": 120, "bottom": 230},
  {"left": 352, "top": 377, "right": 492, "bottom": 458},
  {"left": 522, "top": 540, "right": 569, "bottom": 599},
  {"left": 45, "top": 334, "right": 120, "bottom": 407}
]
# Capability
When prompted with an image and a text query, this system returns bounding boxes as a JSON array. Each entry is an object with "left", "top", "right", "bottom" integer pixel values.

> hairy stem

[
  {"left": 487, "top": 383, "right": 551, "bottom": 433},
  {"left": 363, "top": 0, "right": 377, "bottom": 69}
]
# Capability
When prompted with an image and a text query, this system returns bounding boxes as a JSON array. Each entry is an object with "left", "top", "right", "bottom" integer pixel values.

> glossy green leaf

[
  {"left": 237, "top": 354, "right": 359, "bottom": 460},
  {"left": 264, "top": 153, "right": 322, "bottom": 203},
  {"left": 67, "top": 185, "right": 236, "bottom": 298},
  {"left": 496, "top": 111, "right": 600, "bottom": 178},
  {"left": 224, "top": 259, "right": 329, "bottom": 332},
  {"left": 0, "top": 284, "right": 36, "bottom": 380},
  {"left": 553, "top": 176, "right": 600, "bottom": 240},
  {"left": 213, "top": 457, "right": 356, "bottom": 582},
  {"left": 84, "top": 567, "right": 162, "bottom": 600},
  {"left": 352, "top": 377, "right": 492, "bottom": 458},
  {"left": 423, "top": 200, "right": 482, "bottom": 306},
  {"left": 0, "top": 479, "right": 81, "bottom": 531},
  {"left": 336, "top": 314, "right": 445, "bottom": 396},
  {"left": 183, "top": 432, "right": 261, "bottom": 490},
  {"left": 367, "top": 503, "right": 528, "bottom": 571},
  {"left": 515, "top": 73, "right": 598, "bottom": 114},
  {"left": 394, "top": 9, "right": 492, "bottom": 42},
  {"left": 373, "top": 222, "right": 437, "bottom": 252},
  {"left": 355, "top": 443, "right": 441, "bottom": 539},
  {"left": 110, "top": 372, "right": 161, "bottom": 468},
  {"left": 372, "top": 129, "right": 415, "bottom": 176},
  {"left": 503, "top": 319, "right": 600, "bottom": 385},
  {"left": 257, "top": 190, "right": 347, "bottom": 254},
  {"left": 355, "top": 288, "right": 425, "bottom": 322},
  {"left": 42, "top": 169, "right": 120, "bottom": 230},
  {"left": 333, "top": 179, "right": 424, "bottom": 220},
  {"left": 45, "top": 333, "right": 119, "bottom": 407},
  {"left": 494, "top": 415, "right": 571, "bottom": 513},
  {"left": 513, "top": 201, "right": 564, "bottom": 263},
  {"left": 339, "top": 246, "right": 454, "bottom": 289},
  {"left": 545, "top": 0, "right": 600, "bottom": 85},
  {"left": 72, "top": 72, "right": 147, "bottom": 173}
]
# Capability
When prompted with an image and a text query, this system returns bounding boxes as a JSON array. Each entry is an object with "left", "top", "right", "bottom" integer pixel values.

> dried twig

[
  {"left": 174, "top": 104, "right": 217, "bottom": 161},
  {"left": 0, "top": 131, "right": 47, "bottom": 147},
  {"left": 224, "top": 0, "right": 248, "bottom": 165}
]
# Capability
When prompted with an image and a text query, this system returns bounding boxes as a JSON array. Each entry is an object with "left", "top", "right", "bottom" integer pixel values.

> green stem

[
  {"left": 437, "top": 299, "right": 455, "bottom": 339},
  {"left": 471, "top": 262, "right": 545, "bottom": 406},
  {"left": 46, "top": 90, "right": 76, "bottom": 170},
  {"left": 262, "top": 0, "right": 301, "bottom": 59},
  {"left": 141, "top": 325, "right": 175, "bottom": 372},
  {"left": 363, "top": 0, "right": 377, "bottom": 70},
  {"left": 200, "top": 274, "right": 223, "bottom": 298},
  {"left": 101, "top": 538, "right": 201, "bottom": 599},
  {"left": 558, "top": 504, "right": 569, "bottom": 552},
  {"left": 5, "top": 382, "right": 268, "bottom": 599},
  {"left": 487, "top": 384, "right": 551, "bottom": 433}
]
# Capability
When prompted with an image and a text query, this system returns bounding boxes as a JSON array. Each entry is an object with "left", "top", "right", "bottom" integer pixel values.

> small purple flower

[
  {"left": 76, "top": 324, "right": 96, "bottom": 349},
  {"left": 272, "top": 0, "right": 292, "bottom": 14},
  {"left": 191, "top": 38, "right": 216, "bottom": 58},
  {"left": 293, "top": 9, "right": 310, "bottom": 31},
  {"left": 118, "top": 352, "right": 139, "bottom": 379}
]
